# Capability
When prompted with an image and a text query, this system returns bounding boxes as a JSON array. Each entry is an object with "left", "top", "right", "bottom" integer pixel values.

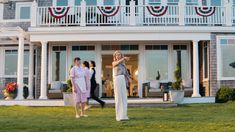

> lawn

[{"left": 0, "top": 102, "right": 235, "bottom": 132}]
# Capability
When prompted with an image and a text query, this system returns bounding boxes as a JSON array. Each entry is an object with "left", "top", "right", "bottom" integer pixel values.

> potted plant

[
  {"left": 169, "top": 64, "right": 184, "bottom": 104},
  {"left": 63, "top": 79, "right": 74, "bottom": 106},
  {"left": 3, "top": 82, "right": 17, "bottom": 100}
]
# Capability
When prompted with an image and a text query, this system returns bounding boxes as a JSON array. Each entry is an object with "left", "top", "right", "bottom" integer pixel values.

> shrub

[
  {"left": 172, "top": 65, "right": 182, "bottom": 90},
  {"left": 66, "top": 79, "right": 72, "bottom": 93},
  {"left": 215, "top": 86, "right": 235, "bottom": 103}
]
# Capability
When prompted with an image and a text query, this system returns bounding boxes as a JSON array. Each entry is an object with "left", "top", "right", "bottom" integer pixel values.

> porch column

[
  {"left": 27, "top": 44, "right": 34, "bottom": 99},
  {"left": 39, "top": 41, "right": 48, "bottom": 99},
  {"left": 192, "top": 40, "right": 201, "bottom": 97},
  {"left": 15, "top": 34, "right": 25, "bottom": 100}
]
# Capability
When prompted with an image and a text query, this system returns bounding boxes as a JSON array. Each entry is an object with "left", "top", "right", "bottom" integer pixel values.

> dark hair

[
  {"left": 90, "top": 60, "right": 96, "bottom": 67},
  {"left": 74, "top": 57, "right": 81, "bottom": 62},
  {"left": 83, "top": 61, "right": 89, "bottom": 68}
]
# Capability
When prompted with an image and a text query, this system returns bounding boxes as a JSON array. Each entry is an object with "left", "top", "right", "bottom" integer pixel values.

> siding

[{"left": 210, "top": 33, "right": 235, "bottom": 96}]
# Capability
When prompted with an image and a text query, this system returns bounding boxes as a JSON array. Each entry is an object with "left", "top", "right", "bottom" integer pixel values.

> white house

[{"left": 0, "top": 0, "right": 235, "bottom": 101}]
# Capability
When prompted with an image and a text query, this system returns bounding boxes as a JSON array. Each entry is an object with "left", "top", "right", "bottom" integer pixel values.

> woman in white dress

[
  {"left": 112, "top": 51, "right": 131, "bottom": 121},
  {"left": 70, "top": 57, "right": 90, "bottom": 118}
]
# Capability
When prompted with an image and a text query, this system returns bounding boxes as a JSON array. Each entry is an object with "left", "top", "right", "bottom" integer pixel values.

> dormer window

[{"left": 16, "top": 2, "right": 32, "bottom": 20}]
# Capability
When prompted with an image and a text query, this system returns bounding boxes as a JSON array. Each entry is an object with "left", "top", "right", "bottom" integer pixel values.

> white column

[
  {"left": 192, "top": 40, "right": 201, "bottom": 97},
  {"left": 138, "top": 44, "right": 145, "bottom": 98},
  {"left": 0, "top": 4, "right": 3, "bottom": 21},
  {"left": 225, "top": 0, "right": 232, "bottom": 26},
  {"left": 80, "top": 0, "right": 86, "bottom": 26},
  {"left": 179, "top": 0, "right": 185, "bottom": 26},
  {"left": 96, "top": 45, "right": 102, "bottom": 98},
  {"left": 27, "top": 44, "right": 34, "bottom": 99},
  {"left": 129, "top": 0, "right": 136, "bottom": 26},
  {"left": 39, "top": 41, "right": 48, "bottom": 99},
  {"left": 15, "top": 35, "right": 25, "bottom": 100},
  {"left": 31, "top": 0, "right": 37, "bottom": 27}
]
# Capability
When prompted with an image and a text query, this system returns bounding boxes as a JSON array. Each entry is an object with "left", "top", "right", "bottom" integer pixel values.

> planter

[
  {"left": 4, "top": 93, "right": 16, "bottom": 100},
  {"left": 63, "top": 92, "right": 74, "bottom": 106},
  {"left": 169, "top": 90, "right": 185, "bottom": 104}
]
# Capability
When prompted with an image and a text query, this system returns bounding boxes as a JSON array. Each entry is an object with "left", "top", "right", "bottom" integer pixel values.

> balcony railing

[{"left": 31, "top": 1, "right": 235, "bottom": 27}]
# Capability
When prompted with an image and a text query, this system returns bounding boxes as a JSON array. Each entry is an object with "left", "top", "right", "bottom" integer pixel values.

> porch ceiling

[{"left": 28, "top": 26, "right": 226, "bottom": 42}]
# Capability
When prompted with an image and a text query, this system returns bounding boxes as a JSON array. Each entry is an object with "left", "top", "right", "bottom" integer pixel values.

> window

[
  {"left": 168, "top": 0, "right": 179, "bottom": 5},
  {"left": 104, "top": 0, "right": 115, "bottom": 5},
  {"left": 173, "top": 45, "right": 189, "bottom": 80},
  {"left": 16, "top": 3, "right": 32, "bottom": 19},
  {"left": 52, "top": 46, "right": 67, "bottom": 81},
  {"left": 56, "top": 0, "right": 68, "bottom": 6},
  {"left": 4, "top": 50, "right": 29, "bottom": 76},
  {"left": 203, "top": 42, "right": 208, "bottom": 79},
  {"left": 145, "top": 45, "right": 168, "bottom": 80},
  {"left": 72, "top": 46, "right": 96, "bottom": 64},
  {"left": 210, "top": 0, "right": 221, "bottom": 6},
  {"left": 148, "top": 0, "right": 161, "bottom": 5},
  {"left": 75, "top": 0, "right": 97, "bottom": 5},
  {"left": 186, "top": 0, "right": 197, "bottom": 5},
  {"left": 102, "top": 45, "right": 139, "bottom": 51},
  {"left": 218, "top": 38, "right": 235, "bottom": 78}
]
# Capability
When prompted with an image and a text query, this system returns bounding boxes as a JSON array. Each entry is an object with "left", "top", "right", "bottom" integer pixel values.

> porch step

[{"left": 0, "top": 98, "right": 177, "bottom": 107}]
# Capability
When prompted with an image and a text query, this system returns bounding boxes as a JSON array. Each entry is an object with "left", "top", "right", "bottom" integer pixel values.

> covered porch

[{"left": 26, "top": 26, "right": 211, "bottom": 100}]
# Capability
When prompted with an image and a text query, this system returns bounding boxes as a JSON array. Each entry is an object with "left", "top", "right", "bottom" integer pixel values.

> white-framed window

[
  {"left": 104, "top": 0, "right": 115, "bottom": 5},
  {"left": 145, "top": 45, "right": 169, "bottom": 81},
  {"left": 51, "top": 46, "right": 67, "bottom": 81},
  {"left": 16, "top": 2, "right": 32, "bottom": 19},
  {"left": 203, "top": 41, "right": 209, "bottom": 80},
  {"left": 186, "top": 0, "right": 198, "bottom": 5},
  {"left": 4, "top": 49, "right": 29, "bottom": 76},
  {"left": 75, "top": 0, "right": 99, "bottom": 6},
  {"left": 148, "top": 0, "right": 161, "bottom": 5},
  {"left": 217, "top": 36, "right": 235, "bottom": 80},
  {"left": 56, "top": 0, "right": 68, "bottom": 6}
]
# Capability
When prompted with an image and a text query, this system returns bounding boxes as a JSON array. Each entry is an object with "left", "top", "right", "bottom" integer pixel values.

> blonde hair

[{"left": 113, "top": 50, "right": 123, "bottom": 61}]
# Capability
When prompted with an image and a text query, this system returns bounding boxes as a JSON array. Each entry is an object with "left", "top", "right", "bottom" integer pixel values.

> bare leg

[
  {"left": 81, "top": 102, "right": 88, "bottom": 117},
  {"left": 75, "top": 103, "right": 80, "bottom": 118}
]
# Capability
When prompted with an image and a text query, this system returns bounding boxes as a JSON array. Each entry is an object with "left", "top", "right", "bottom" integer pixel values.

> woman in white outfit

[{"left": 112, "top": 51, "right": 131, "bottom": 121}]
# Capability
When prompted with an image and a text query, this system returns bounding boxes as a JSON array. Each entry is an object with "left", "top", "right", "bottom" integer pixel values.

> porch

[{"left": 31, "top": 0, "right": 235, "bottom": 27}]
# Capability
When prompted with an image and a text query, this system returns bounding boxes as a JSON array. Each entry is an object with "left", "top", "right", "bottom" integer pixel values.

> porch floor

[{"left": 0, "top": 97, "right": 215, "bottom": 107}]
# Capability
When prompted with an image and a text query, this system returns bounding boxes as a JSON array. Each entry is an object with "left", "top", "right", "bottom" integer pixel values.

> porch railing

[
  {"left": 37, "top": 6, "right": 81, "bottom": 26},
  {"left": 32, "top": 1, "right": 235, "bottom": 27},
  {"left": 136, "top": 5, "right": 179, "bottom": 25},
  {"left": 185, "top": 6, "right": 225, "bottom": 26},
  {"left": 85, "top": 5, "right": 130, "bottom": 26}
]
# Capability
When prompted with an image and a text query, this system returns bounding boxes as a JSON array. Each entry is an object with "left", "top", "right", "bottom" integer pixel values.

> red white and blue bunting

[
  {"left": 48, "top": 7, "right": 70, "bottom": 19},
  {"left": 97, "top": 6, "right": 120, "bottom": 17},
  {"left": 195, "top": 6, "right": 216, "bottom": 17},
  {"left": 146, "top": 6, "right": 168, "bottom": 17}
]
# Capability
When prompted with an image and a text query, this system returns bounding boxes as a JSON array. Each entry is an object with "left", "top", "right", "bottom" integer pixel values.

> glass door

[{"left": 101, "top": 54, "right": 139, "bottom": 97}]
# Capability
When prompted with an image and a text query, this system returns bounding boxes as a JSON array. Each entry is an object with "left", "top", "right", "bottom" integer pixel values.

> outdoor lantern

[{"left": 163, "top": 91, "right": 169, "bottom": 102}]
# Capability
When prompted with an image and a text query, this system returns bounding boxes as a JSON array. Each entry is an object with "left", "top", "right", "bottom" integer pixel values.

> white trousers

[{"left": 113, "top": 75, "right": 128, "bottom": 121}]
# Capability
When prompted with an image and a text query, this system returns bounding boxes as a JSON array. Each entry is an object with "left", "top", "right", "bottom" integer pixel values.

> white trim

[
  {"left": 217, "top": 35, "right": 235, "bottom": 80},
  {"left": 0, "top": 48, "right": 3, "bottom": 77},
  {"left": 15, "top": 2, "right": 32, "bottom": 20},
  {"left": 0, "top": 4, "right": 3, "bottom": 20}
]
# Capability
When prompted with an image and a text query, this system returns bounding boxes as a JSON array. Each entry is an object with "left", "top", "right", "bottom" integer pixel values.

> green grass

[{"left": 0, "top": 102, "right": 235, "bottom": 132}]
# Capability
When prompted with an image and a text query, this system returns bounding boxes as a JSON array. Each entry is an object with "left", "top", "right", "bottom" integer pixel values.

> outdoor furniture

[
  {"left": 143, "top": 82, "right": 193, "bottom": 98},
  {"left": 47, "top": 81, "right": 67, "bottom": 99}
]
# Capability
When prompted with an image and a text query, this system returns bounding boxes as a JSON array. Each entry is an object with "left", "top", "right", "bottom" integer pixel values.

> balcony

[{"left": 32, "top": 1, "right": 235, "bottom": 27}]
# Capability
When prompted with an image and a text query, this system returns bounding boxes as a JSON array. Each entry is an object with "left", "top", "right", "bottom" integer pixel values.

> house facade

[{"left": 0, "top": 0, "right": 235, "bottom": 100}]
